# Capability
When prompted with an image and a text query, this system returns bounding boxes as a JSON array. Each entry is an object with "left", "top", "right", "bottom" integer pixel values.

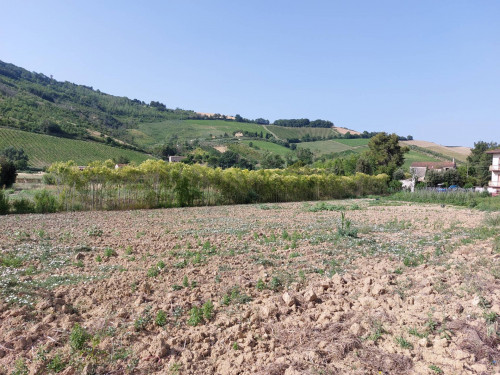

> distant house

[
  {"left": 114, "top": 164, "right": 127, "bottom": 169},
  {"left": 486, "top": 149, "right": 500, "bottom": 196},
  {"left": 410, "top": 161, "right": 456, "bottom": 182},
  {"left": 168, "top": 156, "right": 186, "bottom": 163},
  {"left": 78, "top": 166, "right": 87, "bottom": 171}
]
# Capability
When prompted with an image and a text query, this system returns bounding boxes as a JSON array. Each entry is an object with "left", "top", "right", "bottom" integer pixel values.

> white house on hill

[{"left": 486, "top": 149, "right": 500, "bottom": 196}]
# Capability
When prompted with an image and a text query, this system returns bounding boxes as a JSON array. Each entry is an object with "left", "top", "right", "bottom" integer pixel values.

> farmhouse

[
  {"left": 410, "top": 161, "right": 456, "bottom": 181},
  {"left": 486, "top": 149, "right": 500, "bottom": 196}
]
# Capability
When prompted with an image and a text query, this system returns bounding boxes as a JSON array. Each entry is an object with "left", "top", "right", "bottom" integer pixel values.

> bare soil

[
  {"left": 0, "top": 200, "right": 498, "bottom": 374},
  {"left": 333, "top": 127, "right": 361, "bottom": 135}
]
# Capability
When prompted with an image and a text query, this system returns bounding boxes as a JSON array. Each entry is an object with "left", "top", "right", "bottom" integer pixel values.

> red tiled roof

[
  {"left": 410, "top": 162, "right": 456, "bottom": 169},
  {"left": 486, "top": 149, "right": 500, "bottom": 154}
]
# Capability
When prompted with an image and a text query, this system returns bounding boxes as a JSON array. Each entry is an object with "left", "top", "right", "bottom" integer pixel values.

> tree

[
  {"left": 296, "top": 148, "right": 314, "bottom": 165},
  {"left": 218, "top": 151, "right": 240, "bottom": 169},
  {"left": 254, "top": 118, "right": 269, "bottom": 125},
  {"left": 467, "top": 141, "right": 498, "bottom": 186},
  {"left": 392, "top": 168, "right": 406, "bottom": 181},
  {"left": 261, "top": 153, "right": 285, "bottom": 169},
  {"left": 366, "top": 132, "right": 409, "bottom": 176},
  {"left": 356, "top": 154, "right": 374, "bottom": 175},
  {"left": 1, "top": 147, "right": 29, "bottom": 170},
  {"left": 0, "top": 157, "right": 17, "bottom": 188},
  {"left": 112, "top": 156, "right": 130, "bottom": 164}
]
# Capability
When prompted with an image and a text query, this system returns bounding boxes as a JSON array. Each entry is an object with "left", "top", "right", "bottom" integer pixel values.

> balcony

[
  {"left": 489, "top": 181, "right": 500, "bottom": 187},
  {"left": 490, "top": 165, "right": 500, "bottom": 172}
]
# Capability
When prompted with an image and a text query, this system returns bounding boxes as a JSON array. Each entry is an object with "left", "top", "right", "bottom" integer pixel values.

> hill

[
  {"left": 0, "top": 60, "right": 197, "bottom": 141},
  {"left": 0, "top": 127, "right": 152, "bottom": 168},
  {"left": 129, "top": 119, "right": 274, "bottom": 148},
  {"left": 0, "top": 60, "right": 471, "bottom": 171},
  {"left": 401, "top": 140, "right": 470, "bottom": 163}
]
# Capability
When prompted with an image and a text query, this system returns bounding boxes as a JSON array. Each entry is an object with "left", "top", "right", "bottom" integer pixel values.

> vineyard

[
  {"left": 265, "top": 125, "right": 340, "bottom": 140},
  {"left": 132, "top": 119, "right": 273, "bottom": 147},
  {"left": 0, "top": 128, "right": 152, "bottom": 168},
  {"left": 240, "top": 140, "right": 291, "bottom": 157}
]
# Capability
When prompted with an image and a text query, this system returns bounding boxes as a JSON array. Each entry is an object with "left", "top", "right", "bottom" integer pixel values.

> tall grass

[
  {"left": 40, "top": 160, "right": 390, "bottom": 212},
  {"left": 390, "top": 189, "right": 499, "bottom": 211}
]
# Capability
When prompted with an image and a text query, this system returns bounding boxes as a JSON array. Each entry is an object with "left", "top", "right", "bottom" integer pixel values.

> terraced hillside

[
  {"left": 402, "top": 140, "right": 470, "bottom": 163},
  {"left": 131, "top": 119, "right": 273, "bottom": 147},
  {"left": 265, "top": 125, "right": 340, "bottom": 140},
  {"left": 0, "top": 128, "right": 152, "bottom": 168}
]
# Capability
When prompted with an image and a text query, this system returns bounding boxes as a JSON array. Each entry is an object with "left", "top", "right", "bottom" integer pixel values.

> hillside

[
  {"left": 0, "top": 128, "right": 152, "bottom": 168},
  {"left": 0, "top": 60, "right": 197, "bottom": 140},
  {"left": 0, "top": 60, "right": 471, "bottom": 171},
  {"left": 401, "top": 140, "right": 470, "bottom": 163},
  {"left": 130, "top": 119, "right": 274, "bottom": 148}
]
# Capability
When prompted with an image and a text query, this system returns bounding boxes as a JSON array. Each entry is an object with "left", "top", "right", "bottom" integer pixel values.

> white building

[{"left": 487, "top": 149, "right": 500, "bottom": 196}]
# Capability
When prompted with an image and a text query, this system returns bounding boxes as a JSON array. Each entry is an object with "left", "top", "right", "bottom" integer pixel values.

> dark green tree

[
  {"left": 1, "top": 147, "right": 29, "bottom": 170},
  {"left": 0, "top": 157, "right": 17, "bottom": 188},
  {"left": 366, "top": 132, "right": 409, "bottom": 176},
  {"left": 355, "top": 154, "right": 374, "bottom": 174},
  {"left": 466, "top": 141, "right": 498, "bottom": 186},
  {"left": 261, "top": 153, "right": 285, "bottom": 169},
  {"left": 296, "top": 148, "right": 314, "bottom": 165},
  {"left": 218, "top": 151, "right": 240, "bottom": 169}
]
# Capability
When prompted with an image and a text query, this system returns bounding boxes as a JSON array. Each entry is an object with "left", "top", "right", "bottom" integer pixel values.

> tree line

[
  {"left": 273, "top": 119, "right": 333, "bottom": 128},
  {"left": 36, "top": 160, "right": 390, "bottom": 212}
]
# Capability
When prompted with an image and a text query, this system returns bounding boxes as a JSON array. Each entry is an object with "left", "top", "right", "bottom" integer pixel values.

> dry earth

[
  {"left": 332, "top": 127, "right": 361, "bottom": 136},
  {"left": 401, "top": 140, "right": 471, "bottom": 162},
  {"left": 0, "top": 200, "right": 499, "bottom": 375}
]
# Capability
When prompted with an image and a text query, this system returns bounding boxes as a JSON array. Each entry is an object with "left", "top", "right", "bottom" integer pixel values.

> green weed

[
  {"left": 187, "top": 306, "right": 203, "bottom": 326},
  {"left": 46, "top": 353, "right": 66, "bottom": 373},
  {"left": 429, "top": 365, "right": 443, "bottom": 374},
  {"left": 395, "top": 336, "right": 413, "bottom": 349},
  {"left": 155, "top": 310, "right": 167, "bottom": 327},
  {"left": 70, "top": 323, "right": 91, "bottom": 351}
]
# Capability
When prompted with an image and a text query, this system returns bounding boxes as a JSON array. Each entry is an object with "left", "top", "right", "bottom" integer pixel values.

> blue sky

[{"left": 1, "top": 0, "right": 499, "bottom": 147}]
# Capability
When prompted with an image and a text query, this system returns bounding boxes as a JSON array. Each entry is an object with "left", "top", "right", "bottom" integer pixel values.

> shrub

[
  {"left": 34, "top": 189, "right": 58, "bottom": 213},
  {"left": 388, "top": 179, "right": 403, "bottom": 192},
  {"left": 393, "top": 168, "right": 406, "bottom": 181},
  {"left": 42, "top": 173, "right": 56, "bottom": 185},
  {"left": 0, "top": 157, "right": 17, "bottom": 188},
  {"left": 12, "top": 198, "right": 35, "bottom": 214},
  {"left": 0, "top": 189, "right": 9, "bottom": 215}
]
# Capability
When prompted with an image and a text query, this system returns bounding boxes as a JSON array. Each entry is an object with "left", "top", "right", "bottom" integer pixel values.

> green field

[
  {"left": 0, "top": 128, "right": 153, "bottom": 168},
  {"left": 333, "top": 138, "right": 370, "bottom": 147},
  {"left": 297, "top": 140, "right": 366, "bottom": 156},
  {"left": 401, "top": 150, "right": 442, "bottom": 170},
  {"left": 265, "top": 125, "right": 340, "bottom": 140},
  {"left": 131, "top": 119, "right": 272, "bottom": 147},
  {"left": 241, "top": 140, "right": 292, "bottom": 157}
]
